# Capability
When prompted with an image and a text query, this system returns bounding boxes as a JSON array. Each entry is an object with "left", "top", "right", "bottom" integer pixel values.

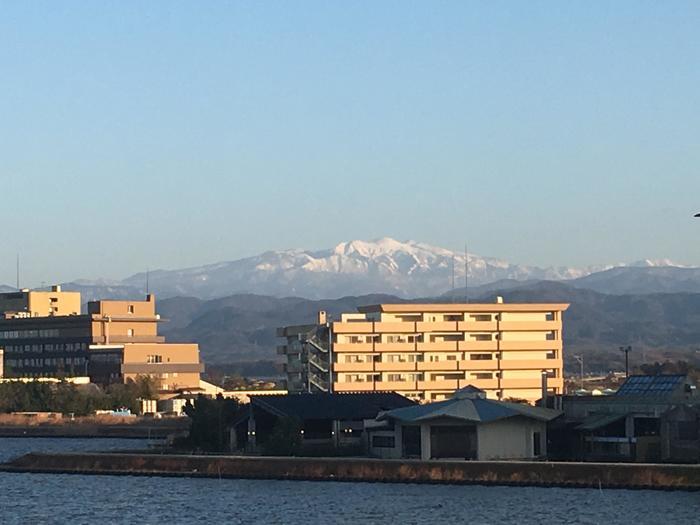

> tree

[
  {"left": 184, "top": 394, "right": 241, "bottom": 452},
  {"left": 262, "top": 417, "right": 302, "bottom": 456}
]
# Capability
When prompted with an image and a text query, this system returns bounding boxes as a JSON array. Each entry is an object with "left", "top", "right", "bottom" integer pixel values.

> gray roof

[{"left": 378, "top": 396, "right": 561, "bottom": 424}]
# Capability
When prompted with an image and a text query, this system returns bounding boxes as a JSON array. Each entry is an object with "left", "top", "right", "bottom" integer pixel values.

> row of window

[
  {"left": 341, "top": 351, "right": 557, "bottom": 364},
  {"left": 343, "top": 370, "right": 558, "bottom": 383},
  {"left": 342, "top": 332, "right": 557, "bottom": 344},
  {"left": 5, "top": 356, "right": 86, "bottom": 369},
  {"left": 0, "top": 329, "right": 61, "bottom": 340},
  {"left": 1, "top": 343, "right": 88, "bottom": 354}
]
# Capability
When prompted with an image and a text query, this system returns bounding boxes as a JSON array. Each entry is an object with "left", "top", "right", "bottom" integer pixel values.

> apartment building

[
  {"left": 0, "top": 289, "right": 202, "bottom": 393},
  {"left": 278, "top": 299, "right": 569, "bottom": 404}
]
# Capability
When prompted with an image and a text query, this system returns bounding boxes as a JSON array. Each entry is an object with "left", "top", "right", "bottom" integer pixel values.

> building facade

[
  {"left": 278, "top": 299, "right": 568, "bottom": 404},
  {"left": 0, "top": 289, "right": 202, "bottom": 393},
  {"left": 367, "top": 387, "right": 561, "bottom": 460}
]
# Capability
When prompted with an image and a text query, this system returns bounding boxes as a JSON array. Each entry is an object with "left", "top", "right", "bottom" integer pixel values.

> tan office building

[
  {"left": 278, "top": 299, "right": 569, "bottom": 404},
  {"left": 0, "top": 289, "right": 202, "bottom": 393}
]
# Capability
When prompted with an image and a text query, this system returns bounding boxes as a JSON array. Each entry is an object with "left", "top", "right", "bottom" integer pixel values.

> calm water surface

[{"left": 0, "top": 438, "right": 697, "bottom": 524}]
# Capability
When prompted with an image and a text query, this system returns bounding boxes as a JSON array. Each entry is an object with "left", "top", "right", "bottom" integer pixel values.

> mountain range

[
  {"left": 7, "top": 237, "right": 698, "bottom": 300},
  {"left": 154, "top": 282, "right": 700, "bottom": 373}
]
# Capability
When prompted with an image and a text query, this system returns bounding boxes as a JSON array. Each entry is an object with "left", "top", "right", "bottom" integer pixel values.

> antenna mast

[
  {"left": 146, "top": 268, "right": 150, "bottom": 295},
  {"left": 464, "top": 243, "right": 468, "bottom": 303},
  {"left": 16, "top": 253, "right": 19, "bottom": 290},
  {"left": 451, "top": 255, "right": 455, "bottom": 302}
]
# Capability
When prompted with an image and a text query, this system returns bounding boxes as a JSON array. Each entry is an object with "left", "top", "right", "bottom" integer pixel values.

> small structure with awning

[{"left": 367, "top": 386, "right": 562, "bottom": 461}]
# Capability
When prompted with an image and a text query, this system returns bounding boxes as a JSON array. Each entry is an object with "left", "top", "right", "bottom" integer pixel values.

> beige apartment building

[
  {"left": 0, "top": 288, "right": 202, "bottom": 394},
  {"left": 278, "top": 299, "right": 569, "bottom": 404}
]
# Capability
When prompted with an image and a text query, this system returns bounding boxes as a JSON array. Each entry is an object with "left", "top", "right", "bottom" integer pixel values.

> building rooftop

[
  {"left": 378, "top": 387, "right": 562, "bottom": 424},
  {"left": 250, "top": 392, "right": 416, "bottom": 420},
  {"left": 357, "top": 303, "right": 570, "bottom": 313}
]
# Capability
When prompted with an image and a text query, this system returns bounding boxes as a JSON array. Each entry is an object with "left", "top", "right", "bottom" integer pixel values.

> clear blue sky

[{"left": 1, "top": 1, "right": 699, "bottom": 287}]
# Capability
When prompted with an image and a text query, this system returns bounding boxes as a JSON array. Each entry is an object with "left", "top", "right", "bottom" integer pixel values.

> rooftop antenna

[
  {"left": 464, "top": 243, "right": 469, "bottom": 303},
  {"left": 451, "top": 255, "right": 455, "bottom": 302},
  {"left": 16, "top": 253, "right": 19, "bottom": 290},
  {"left": 145, "top": 268, "right": 150, "bottom": 295}
]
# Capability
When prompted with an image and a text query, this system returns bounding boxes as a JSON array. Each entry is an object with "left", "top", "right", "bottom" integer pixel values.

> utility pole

[
  {"left": 573, "top": 354, "right": 584, "bottom": 391},
  {"left": 619, "top": 345, "right": 632, "bottom": 377}
]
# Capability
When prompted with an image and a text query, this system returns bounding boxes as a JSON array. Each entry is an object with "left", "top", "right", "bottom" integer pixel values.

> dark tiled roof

[
  {"left": 250, "top": 392, "right": 415, "bottom": 420},
  {"left": 615, "top": 375, "right": 686, "bottom": 397}
]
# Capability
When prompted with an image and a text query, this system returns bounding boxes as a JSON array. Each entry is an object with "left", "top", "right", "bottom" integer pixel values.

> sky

[{"left": 1, "top": 1, "right": 699, "bottom": 287}]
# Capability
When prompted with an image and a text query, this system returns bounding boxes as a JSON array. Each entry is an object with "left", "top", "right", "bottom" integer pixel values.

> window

[
  {"left": 470, "top": 353, "right": 492, "bottom": 361},
  {"left": 546, "top": 351, "right": 556, "bottom": 359},
  {"left": 372, "top": 435, "right": 395, "bottom": 448},
  {"left": 127, "top": 329, "right": 134, "bottom": 337},
  {"left": 146, "top": 355, "right": 162, "bottom": 364},
  {"left": 472, "top": 314, "right": 492, "bottom": 322},
  {"left": 472, "top": 372, "right": 493, "bottom": 379},
  {"left": 472, "top": 334, "right": 492, "bottom": 341},
  {"left": 128, "top": 305, "right": 134, "bottom": 314},
  {"left": 533, "top": 432, "right": 542, "bottom": 456}
]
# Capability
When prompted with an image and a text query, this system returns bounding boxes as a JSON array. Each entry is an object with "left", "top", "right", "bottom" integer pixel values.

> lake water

[{"left": 0, "top": 438, "right": 697, "bottom": 524}]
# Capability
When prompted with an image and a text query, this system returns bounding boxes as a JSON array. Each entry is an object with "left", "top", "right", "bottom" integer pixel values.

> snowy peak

[{"left": 69, "top": 237, "right": 697, "bottom": 301}]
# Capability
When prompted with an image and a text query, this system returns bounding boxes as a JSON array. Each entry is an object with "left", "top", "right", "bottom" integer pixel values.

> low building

[
  {"left": 278, "top": 299, "right": 568, "bottom": 404},
  {"left": 0, "top": 288, "right": 202, "bottom": 394},
  {"left": 550, "top": 374, "right": 699, "bottom": 462},
  {"left": 368, "top": 386, "right": 561, "bottom": 460},
  {"left": 231, "top": 392, "right": 416, "bottom": 453}
]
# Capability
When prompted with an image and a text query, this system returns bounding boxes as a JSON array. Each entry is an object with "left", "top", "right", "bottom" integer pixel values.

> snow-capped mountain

[
  {"left": 107, "top": 237, "right": 606, "bottom": 299},
  {"left": 3, "top": 237, "right": 694, "bottom": 300}
]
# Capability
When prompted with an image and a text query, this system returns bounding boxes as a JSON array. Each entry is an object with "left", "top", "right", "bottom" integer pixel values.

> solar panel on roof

[{"left": 616, "top": 375, "right": 685, "bottom": 396}]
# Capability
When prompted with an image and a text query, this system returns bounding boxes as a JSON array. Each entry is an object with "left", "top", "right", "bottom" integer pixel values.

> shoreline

[
  {"left": 0, "top": 423, "right": 186, "bottom": 439},
  {"left": 2, "top": 453, "right": 699, "bottom": 491}
]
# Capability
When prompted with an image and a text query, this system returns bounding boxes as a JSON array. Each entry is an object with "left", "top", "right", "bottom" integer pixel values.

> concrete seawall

[{"left": 2, "top": 453, "right": 699, "bottom": 490}]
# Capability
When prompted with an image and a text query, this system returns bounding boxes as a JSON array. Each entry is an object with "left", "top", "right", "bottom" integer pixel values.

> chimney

[
  {"left": 318, "top": 310, "right": 327, "bottom": 325},
  {"left": 51, "top": 285, "right": 61, "bottom": 292},
  {"left": 496, "top": 296, "right": 504, "bottom": 304}
]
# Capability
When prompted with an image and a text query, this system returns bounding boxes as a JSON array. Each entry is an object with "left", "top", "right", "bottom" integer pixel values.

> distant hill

[
  {"left": 157, "top": 283, "right": 700, "bottom": 374},
  {"left": 568, "top": 266, "right": 700, "bottom": 294}
]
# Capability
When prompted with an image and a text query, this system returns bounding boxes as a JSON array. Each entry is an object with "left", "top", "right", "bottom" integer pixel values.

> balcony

[
  {"left": 333, "top": 382, "right": 375, "bottom": 392},
  {"left": 375, "top": 380, "right": 417, "bottom": 391},
  {"left": 417, "top": 342, "right": 458, "bottom": 352},
  {"left": 417, "top": 379, "right": 459, "bottom": 390},
  {"left": 458, "top": 341, "right": 498, "bottom": 351},
  {"left": 499, "top": 378, "right": 543, "bottom": 389},
  {"left": 332, "top": 322, "right": 375, "bottom": 334},
  {"left": 276, "top": 345, "right": 288, "bottom": 355},
  {"left": 499, "top": 340, "right": 561, "bottom": 351},
  {"left": 373, "top": 322, "right": 416, "bottom": 333},
  {"left": 333, "top": 342, "right": 374, "bottom": 352},
  {"left": 92, "top": 335, "right": 165, "bottom": 344},
  {"left": 417, "top": 360, "right": 459, "bottom": 371},
  {"left": 458, "top": 360, "right": 498, "bottom": 371},
  {"left": 498, "top": 320, "right": 560, "bottom": 331},
  {"left": 458, "top": 321, "right": 498, "bottom": 332},
  {"left": 499, "top": 359, "right": 560, "bottom": 370},
  {"left": 374, "top": 342, "right": 416, "bottom": 352},
  {"left": 460, "top": 378, "right": 499, "bottom": 390},
  {"left": 333, "top": 362, "right": 375, "bottom": 372},
  {"left": 415, "top": 321, "right": 458, "bottom": 332},
  {"left": 375, "top": 362, "right": 418, "bottom": 372}
]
